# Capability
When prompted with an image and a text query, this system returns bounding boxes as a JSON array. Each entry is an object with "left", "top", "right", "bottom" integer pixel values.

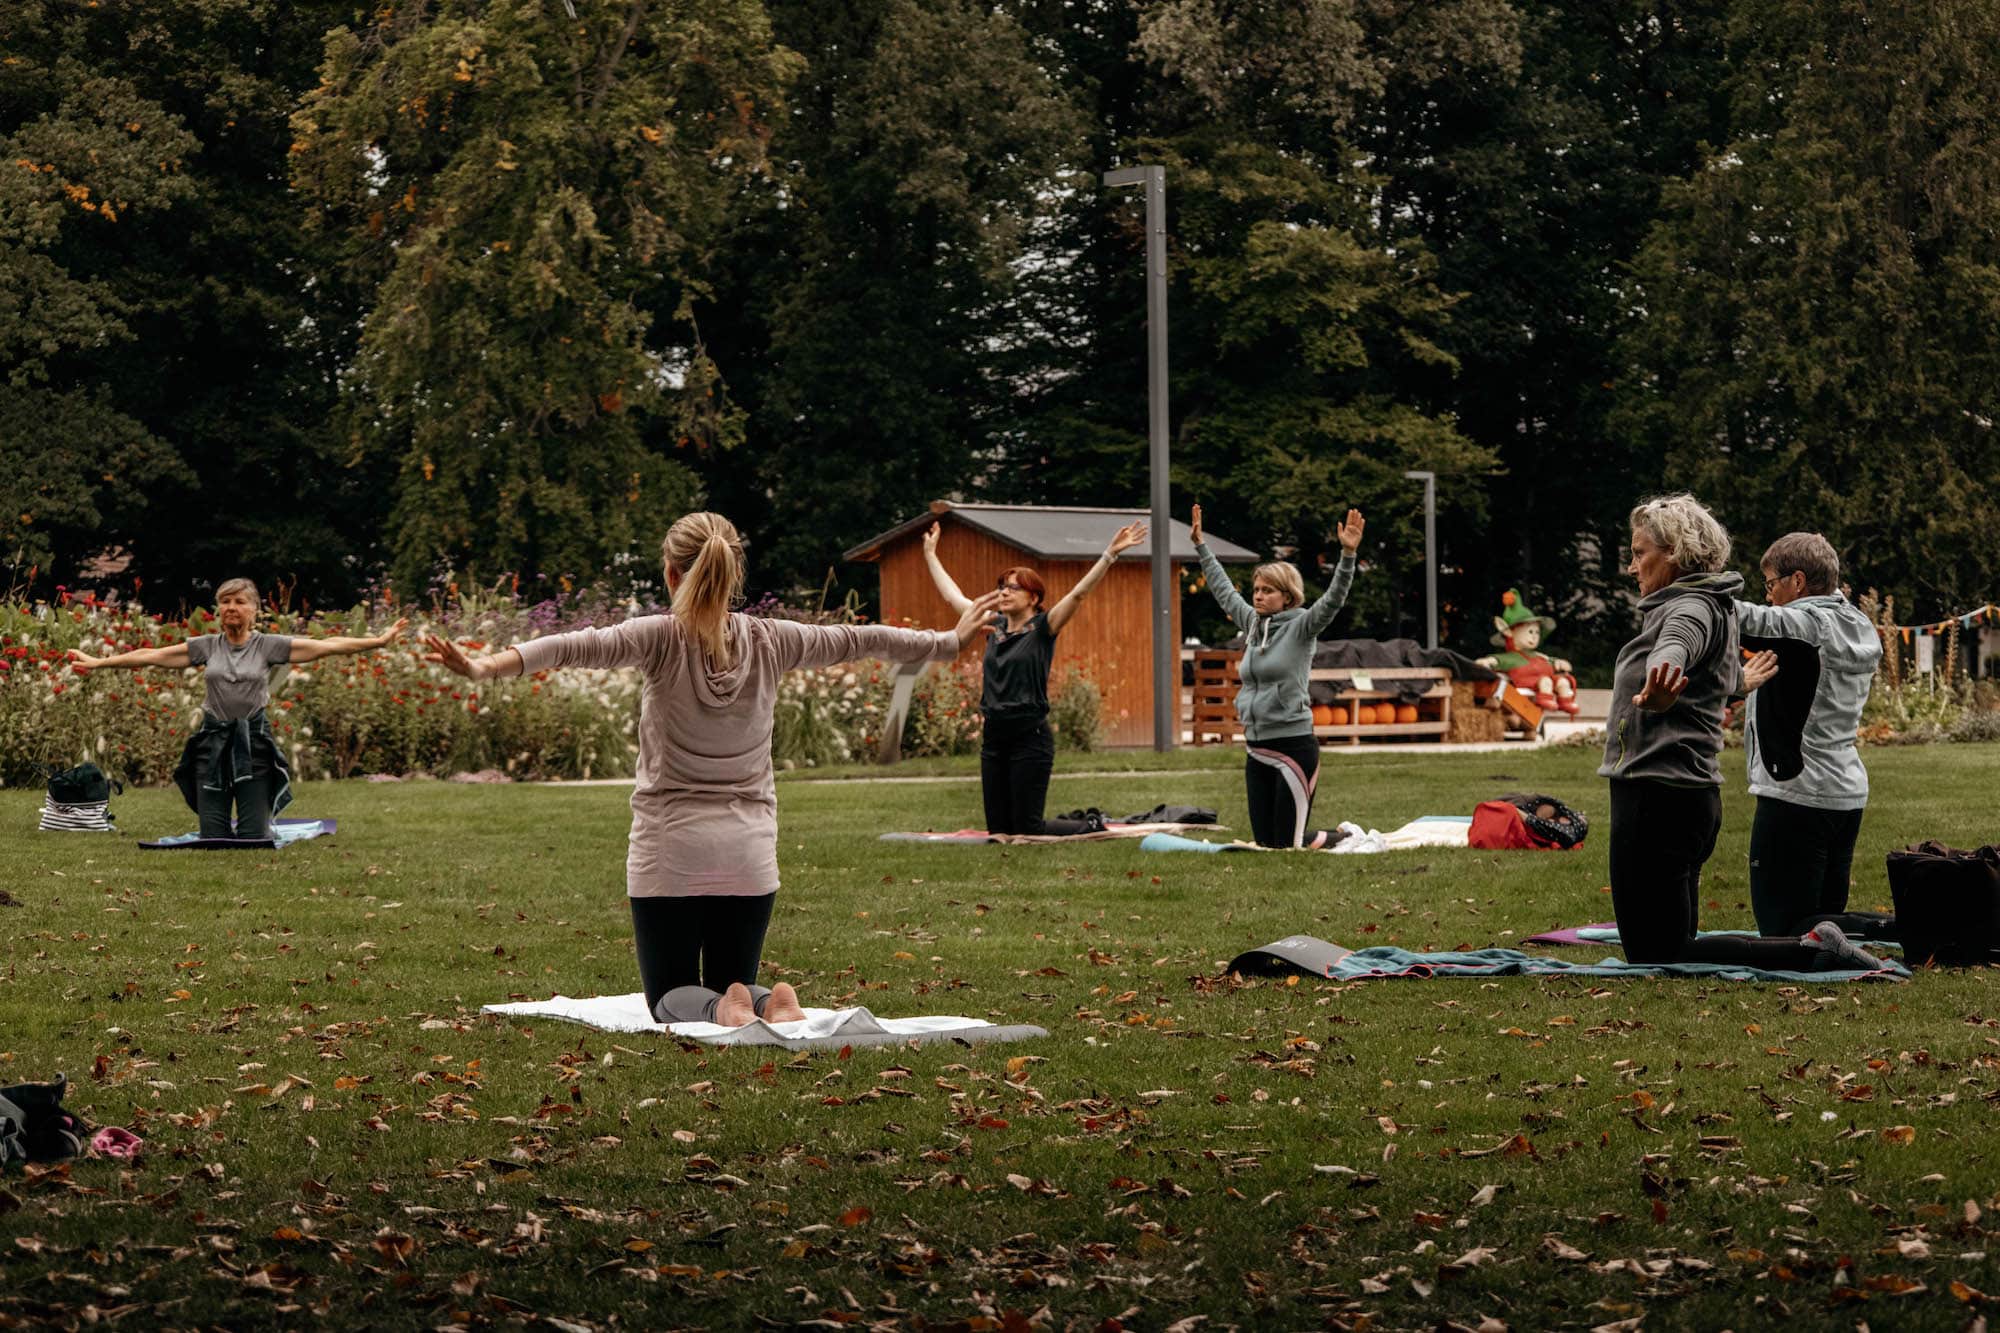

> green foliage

[
  {"left": 1619, "top": 0, "right": 2000, "bottom": 621},
  {"left": 903, "top": 659, "right": 983, "bottom": 757},
  {"left": 1046, "top": 663, "right": 1105, "bottom": 753},
  {"left": 292, "top": 0, "right": 799, "bottom": 591}
]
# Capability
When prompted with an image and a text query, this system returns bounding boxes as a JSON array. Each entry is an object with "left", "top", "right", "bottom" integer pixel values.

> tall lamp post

[
  {"left": 1104, "top": 163, "right": 1174, "bottom": 751},
  {"left": 1403, "top": 470, "right": 1438, "bottom": 650}
]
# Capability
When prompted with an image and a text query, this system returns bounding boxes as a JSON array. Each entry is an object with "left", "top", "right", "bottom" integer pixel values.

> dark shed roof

[{"left": 843, "top": 502, "right": 1260, "bottom": 564}]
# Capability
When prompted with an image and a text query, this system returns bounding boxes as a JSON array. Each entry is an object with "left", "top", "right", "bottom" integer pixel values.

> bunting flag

[{"left": 1887, "top": 602, "right": 1999, "bottom": 636}]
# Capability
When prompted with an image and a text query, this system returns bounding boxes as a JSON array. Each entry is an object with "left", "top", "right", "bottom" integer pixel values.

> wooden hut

[{"left": 844, "top": 502, "right": 1257, "bottom": 748}]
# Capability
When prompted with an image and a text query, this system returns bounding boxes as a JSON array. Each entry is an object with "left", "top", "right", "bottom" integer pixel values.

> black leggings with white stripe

[{"left": 1243, "top": 735, "right": 1341, "bottom": 849}]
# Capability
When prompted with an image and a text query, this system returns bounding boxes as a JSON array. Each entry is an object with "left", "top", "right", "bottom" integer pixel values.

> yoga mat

[
  {"left": 1141, "top": 816, "right": 1471, "bottom": 856},
  {"left": 880, "top": 821, "right": 1224, "bottom": 845},
  {"left": 1524, "top": 922, "right": 1899, "bottom": 950},
  {"left": 481, "top": 993, "right": 1050, "bottom": 1049},
  {"left": 1221, "top": 937, "right": 1907, "bottom": 983},
  {"left": 139, "top": 817, "right": 337, "bottom": 851}
]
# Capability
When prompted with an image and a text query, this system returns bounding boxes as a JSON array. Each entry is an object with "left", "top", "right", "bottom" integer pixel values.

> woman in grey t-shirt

[{"left": 70, "top": 578, "right": 406, "bottom": 838}]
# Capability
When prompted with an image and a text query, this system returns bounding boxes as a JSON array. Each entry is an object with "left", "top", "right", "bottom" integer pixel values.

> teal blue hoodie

[{"left": 1197, "top": 542, "right": 1357, "bottom": 741}]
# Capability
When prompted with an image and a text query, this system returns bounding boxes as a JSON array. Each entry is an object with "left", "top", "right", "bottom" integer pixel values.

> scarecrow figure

[{"left": 1477, "top": 589, "right": 1580, "bottom": 714}]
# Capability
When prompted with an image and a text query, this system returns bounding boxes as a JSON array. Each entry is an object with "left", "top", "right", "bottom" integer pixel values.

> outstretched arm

[
  {"left": 1046, "top": 522, "right": 1146, "bottom": 635},
  {"left": 1191, "top": 504, "right": 1254, "bottom": 632},
  {"left": 427, "top": 635, "right": 525, "bottom": 682},
  {"left": 68, "top": 643, "right": 192, "bottom": 672},
  {"left": 289, "top": 617, "right": 410, "bottom": 664},
  {"left": 1303, "top": 509, "right": 1365, "bottom": 635},
  {"left": 921, "top": 523, "right": 976, "bottom": 616},
  {"left": 774, "top": 592, "right": 1004, "bottom": 672}
]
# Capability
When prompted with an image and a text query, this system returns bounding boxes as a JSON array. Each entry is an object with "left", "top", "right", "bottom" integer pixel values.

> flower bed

[{"left": 1, "top": 596, "right": 1107, "bottom": 785}]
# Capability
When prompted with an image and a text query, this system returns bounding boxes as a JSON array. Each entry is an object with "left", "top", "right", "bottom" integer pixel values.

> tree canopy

[{"left": 7, "top": 0, "right": 1997, "bottom": 663}]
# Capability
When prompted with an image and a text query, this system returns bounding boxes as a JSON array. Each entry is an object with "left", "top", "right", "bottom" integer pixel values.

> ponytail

[{"left": 663, "top": 512, "right": 746, "bottom": 670}]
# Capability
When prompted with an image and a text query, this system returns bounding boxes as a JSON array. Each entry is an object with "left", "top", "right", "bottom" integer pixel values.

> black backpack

[
  {"left": 45, "top": 762, "right": 122, "bottom": 805},
  {"left": 0, "top": 1075, "right": 89, "bottom": 1166},
  {"left": 1886, "top": 842, "right": 2000, "bottom": 967}
]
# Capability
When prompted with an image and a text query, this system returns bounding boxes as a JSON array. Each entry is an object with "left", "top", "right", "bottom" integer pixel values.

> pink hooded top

[{"left": 514, "top": 614, "right": 958, "bottom": 898}]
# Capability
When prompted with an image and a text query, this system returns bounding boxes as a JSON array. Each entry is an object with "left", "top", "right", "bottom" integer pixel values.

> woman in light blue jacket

[
  {"left": 1192, "top": 504, "right": 1364, "bottom": 847},
  {"left": 1737, "top": 532, "right": 1882, "bottom": 934}
]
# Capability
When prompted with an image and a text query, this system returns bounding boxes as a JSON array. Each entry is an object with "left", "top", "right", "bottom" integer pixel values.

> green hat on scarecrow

[{"left": 1490, "top": 589, "right": 1558, "bottom": 647}]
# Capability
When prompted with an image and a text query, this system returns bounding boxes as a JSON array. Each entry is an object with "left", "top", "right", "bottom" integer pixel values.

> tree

[
  {"left": 688, "top": 0, "right": 1084, "bottom": 601},
  {"left": 1619, "top": 0, "right": 2000, "bottom": 618},
  {"left": 2, "top": 0, "right": 389, "bottom": 608},
  {"left": 1364, "top": 1, "right": 1736, "bottom": 665},
  {"left": 993, "top": 0, "right": 1516, "bottom": 640},
  {"left": 293, "top": 0, "right": 799, "bottom": 593}
]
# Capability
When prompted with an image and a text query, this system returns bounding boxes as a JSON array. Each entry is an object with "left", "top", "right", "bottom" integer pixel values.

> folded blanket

[
  {"left": 139, "top": 818, "right": 336, "bottom": 851},
  {"left": 881, "top": 821, "right": 1222, "bottom": 845},
  {"left": 1141, "top": 816, "right": 1471, "bottom": 856},
  {"left": 1253, "top": 941, "right": 1905, "bottom": 983},
  {"left": 480, "top": 993, "right": 1050, "bottom": 1049}
]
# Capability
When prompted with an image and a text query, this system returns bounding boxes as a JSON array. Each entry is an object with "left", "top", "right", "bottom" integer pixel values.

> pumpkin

[
  {"left": 1355, "top": 704, "right": 1377, "bottom": 725},
  {"left": 1395, "top": 704, "right": 1419, "bottom": 724},
  {"left": 1311, "top": 704, "right": 1335, "bottom": 726},
  {"left": 1330, "top": 706, "right": 1350, "bottom": 726}
]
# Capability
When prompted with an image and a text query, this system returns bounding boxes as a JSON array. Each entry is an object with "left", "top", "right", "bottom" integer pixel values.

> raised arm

[
  {"left": 289, "top": 617, "right": 410, "bottom": 664},
  {"left": 1046, "top": 521, "right": 1147, "bottom": 635},
  {"left": 68, "top": 643, "right": 192, "bottom": 672},
  {"left": 1191, "top": 505, "right": 1254, "bottom": 632},
  {"left": 1735, "top": 599, "right": 1826, "bottom": 642},
  {"left": 1302, "top": 509, "right": 1365, "bottom": 635},
  {"left": 1632, "top": 603, "right": 1720, "bottom": 712},
  {"left": 921, "top": 523, "right": 975, "bottom": 616},
  {"left": 773, "top": 592, "right": 1003, "bottom": 672}
]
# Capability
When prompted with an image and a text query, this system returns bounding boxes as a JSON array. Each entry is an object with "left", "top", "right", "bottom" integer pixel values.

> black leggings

[
  {"left": 1749, "top": 796, "right": 1866, "bottom": 935},
  {"left": 195, "top": 758, "right": 278, "bottom": 840},
  {"left": 1243, "top": 735, "right": 1342, "bottom": 849},
  {"left": 980, "top": 716, "right": 1090, "bottom": 836},
  {"left": 1608, "top": 779, "right": 1819, "bottom": 967},
  {"left": 629, "top": 894, "right": 775, "bottom": 1024}
]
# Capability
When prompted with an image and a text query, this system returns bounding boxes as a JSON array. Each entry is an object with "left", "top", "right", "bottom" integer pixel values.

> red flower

[{"left": 51, "top": 683, "right": 64, "bottom": 694}]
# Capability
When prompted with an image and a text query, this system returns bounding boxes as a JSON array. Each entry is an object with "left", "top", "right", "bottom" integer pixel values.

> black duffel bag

[
  {"left": 1886, "top": 841, "right": 2000, "bottom": 966},
  {"left": 44, "top": 762, "right": 122, "bottom": 805}
]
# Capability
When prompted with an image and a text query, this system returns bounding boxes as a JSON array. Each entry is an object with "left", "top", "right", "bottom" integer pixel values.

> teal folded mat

[{"left": 1227, "top": 937, "right": 1908, "bottom": 983}]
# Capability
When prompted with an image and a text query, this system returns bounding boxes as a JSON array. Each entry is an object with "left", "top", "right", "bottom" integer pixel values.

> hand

[
  {"left": 1474, "top": 654, "right": 1498, "bottom": 669},
  {"left": 1632, "top": 661, "right": 1688, "bottom": 712},
  {"left": 374, "top": 617, "right": 411, "bottom": 648},
  {"left": 1550, "top": 657, "right": 1572, "bottom": 674},
  {"left": 67, "top": 649, "right": 105, "bottom": 671},
  {"left": 952, "top": 590, "right": 1003, "bottom": 649},
  {"left": 1336, "top": 508, "right": 1365, "bottom": 554},
  {"left": 1189, "top": 504, "right": 1203, "bottom": 545},
  {"left": 425, "top": 633, "right": 486, "bottom": 682},
  {"left": 1740, "top": 649, "right": 1779, "bottom": 693},
  {"left": 923, "top": 523, "right": 941, "bottom": 557},
  {"left": 1106, "top": 521, "right": 1147, "bottom": 558}
]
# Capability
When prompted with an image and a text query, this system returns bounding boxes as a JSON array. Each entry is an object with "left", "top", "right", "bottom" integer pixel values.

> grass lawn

[{"left": 2, "top": 742, "right": 1998, "bottom": 1331}]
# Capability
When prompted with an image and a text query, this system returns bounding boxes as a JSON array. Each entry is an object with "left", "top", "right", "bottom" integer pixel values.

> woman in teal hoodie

[{"left": 1193, "top": 505, "right": 1364, "bottom": 847}]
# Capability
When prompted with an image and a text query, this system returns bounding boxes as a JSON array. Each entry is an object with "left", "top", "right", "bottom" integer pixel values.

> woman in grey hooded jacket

[
  {"left": 1736, "top": 532, "right": 1882, "bottom": 934},
  {"left": 1601, "top": 495, "right": 1883, "bottom": 972},
  {"left": 1193, "top": 504, "right": 1364, "bottom": 848}
]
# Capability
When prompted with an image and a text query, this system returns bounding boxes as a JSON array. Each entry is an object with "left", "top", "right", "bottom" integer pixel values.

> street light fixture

[
  {"left": 1403, "top": 470, "right": 1438, "bottom": 650},
  {"left": 1104, "top": 164, "right": 1174, "bottom": 751}
]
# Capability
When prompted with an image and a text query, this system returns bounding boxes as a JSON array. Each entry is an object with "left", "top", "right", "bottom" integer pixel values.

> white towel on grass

[{"left": 481, "top": 993, "right": 1041, "bottom": 1047}]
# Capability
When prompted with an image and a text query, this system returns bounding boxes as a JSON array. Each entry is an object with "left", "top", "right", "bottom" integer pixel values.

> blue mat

[
  {"left": 1259, "top": 942, "right": 1907, "bottom": 984},
  {"left": 139, "top": 818, "right": 337, "bottom": 851}
]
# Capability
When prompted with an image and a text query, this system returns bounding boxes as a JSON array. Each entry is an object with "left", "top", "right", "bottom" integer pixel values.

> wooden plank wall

[{"left": 867, "top": 523, "right": 1179, "bottom": 748}]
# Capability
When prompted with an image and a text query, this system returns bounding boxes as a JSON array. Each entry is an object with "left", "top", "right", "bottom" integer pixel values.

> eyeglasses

[
  {"left": 996, "top": 581, "right": 1025, "bottom": 592},
  {"left": 1763, "top": 572, "right": 1797, "bottom": 593}
]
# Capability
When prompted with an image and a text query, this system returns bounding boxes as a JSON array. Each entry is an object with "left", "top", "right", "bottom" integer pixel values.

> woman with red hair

[{"left": 923, "top": 519, "right": 1147, "bottom": 835}]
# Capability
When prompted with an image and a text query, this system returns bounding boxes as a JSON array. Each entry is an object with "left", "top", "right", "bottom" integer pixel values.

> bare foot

[
  {"left": 712, "top": 982, "right": 759, "bottom": 1027},
  {"left": 761, "top": 982, "right": 806, "bottom": 1024}
]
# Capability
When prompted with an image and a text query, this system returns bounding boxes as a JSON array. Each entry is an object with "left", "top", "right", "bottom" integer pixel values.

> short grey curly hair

[{"left": 1629, "top": 494, "right": 1731, "bottom": 574}]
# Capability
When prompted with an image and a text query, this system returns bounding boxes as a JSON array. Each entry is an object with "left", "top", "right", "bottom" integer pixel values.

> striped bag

[{"left": 38, "top": 798, "right": 116, "bottom": 832}]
